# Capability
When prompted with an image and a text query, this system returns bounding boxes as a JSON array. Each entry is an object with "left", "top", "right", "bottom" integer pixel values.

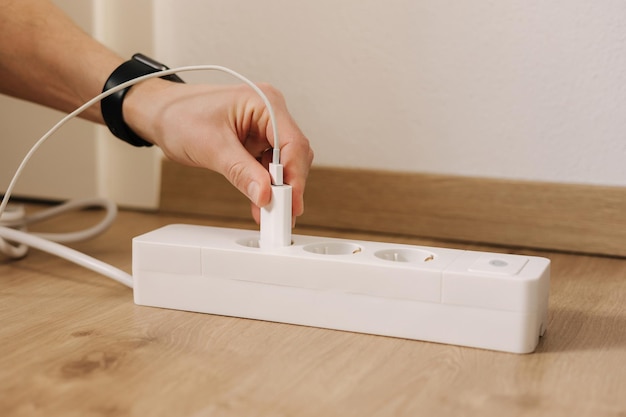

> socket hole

[
  {"left": 375, "top": 249, "right": 436, "bottom": 263},
  {"left": 303, "top": 242, "right": 363, "bottom": 255},
  {"left": 236, "top": 238, "right": 295, "bottom": 248},
  {"left": 236, "top": 237, "right": 260, "bottom": 248}
]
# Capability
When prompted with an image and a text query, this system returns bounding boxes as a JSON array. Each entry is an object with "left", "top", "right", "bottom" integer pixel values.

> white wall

[
  {"left": 0, "top": 1, "right": 98, "bottom": 201},
  {"left": 154, "top": 0, "right": 626, "bottom": 187},
  {"left": 3, "top": 0, "right": 624, "bottom": 208},
  {"left": 0, "top": 0, "right": 161, "bottom": 208}
]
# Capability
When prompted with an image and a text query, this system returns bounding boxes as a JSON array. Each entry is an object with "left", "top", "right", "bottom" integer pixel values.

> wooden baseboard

[{"left": 160, "top": 159, "right": 626, "bottom": 257}]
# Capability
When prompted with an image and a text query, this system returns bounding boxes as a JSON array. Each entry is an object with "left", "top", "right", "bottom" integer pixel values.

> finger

[
  {"left": 250, "top": 83, "right": 313, "bottom": 217},
  {"left": 258, "top": 147, "right": 274, "bottom": 170},
  {"left": 279, "top": 137, "right": 314, "bottom": 218},
  {"left": 265, "top": 122, "right": 313, "bottom": 217},
  {"left": 250, "top": 202, "right": 261, "bottom": 225},
  {"left": 218, "top": 139, "right": 272, "bottom": 209}
]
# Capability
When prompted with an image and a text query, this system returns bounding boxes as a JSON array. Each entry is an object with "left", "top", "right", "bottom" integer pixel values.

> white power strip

[{"left": 132, "top": 224, "right": 550, "bottom": 353}]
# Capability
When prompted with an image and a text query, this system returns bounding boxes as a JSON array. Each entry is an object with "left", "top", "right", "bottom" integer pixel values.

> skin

[{"left": 0, "top": 0, "right": 314, "bottom": 224}]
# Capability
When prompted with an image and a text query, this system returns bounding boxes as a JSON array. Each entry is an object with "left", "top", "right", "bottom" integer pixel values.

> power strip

[{"left": 132, "top": 224, "right": 550, "bottom": 353}]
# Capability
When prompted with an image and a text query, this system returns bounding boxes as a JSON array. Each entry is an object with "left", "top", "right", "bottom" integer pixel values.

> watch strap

[{"left": 101, "top": 54, "right": 184, "bottom": 147}]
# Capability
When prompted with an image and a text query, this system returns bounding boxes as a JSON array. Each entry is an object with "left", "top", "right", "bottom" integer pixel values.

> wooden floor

[{"left": 1, "top": 205, "right": 625, "bottom": 417}]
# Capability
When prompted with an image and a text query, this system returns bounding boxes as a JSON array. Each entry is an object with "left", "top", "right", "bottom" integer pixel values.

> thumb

[{"left": 221, "top": 151, "right": 272, "bottom": 208}]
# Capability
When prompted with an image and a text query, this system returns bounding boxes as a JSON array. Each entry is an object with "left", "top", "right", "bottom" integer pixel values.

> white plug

[{"left": 260, "top": 163, "right": 292, "bottom": 249}]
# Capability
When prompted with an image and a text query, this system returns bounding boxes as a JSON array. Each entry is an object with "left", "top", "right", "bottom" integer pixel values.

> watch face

[{"left": 132, "top": 53, "right": 168, "bottom": 71}]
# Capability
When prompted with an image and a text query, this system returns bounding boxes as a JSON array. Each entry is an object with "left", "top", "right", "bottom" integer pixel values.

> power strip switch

[{"left": 132, "top": 225, "right": 550, "bottom": 354}]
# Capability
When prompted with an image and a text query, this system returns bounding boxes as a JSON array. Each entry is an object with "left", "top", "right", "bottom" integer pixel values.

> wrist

[
  {"left": 101, "top": 53, "right": 184, "bottom": 147},
  {"left": 122, "top": 78, "right": 172, "bottom": 147}
]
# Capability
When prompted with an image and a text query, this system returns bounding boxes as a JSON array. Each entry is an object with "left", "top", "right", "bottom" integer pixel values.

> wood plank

[{"left": 160, "top": 160, "right": 626, "bottom": 257}]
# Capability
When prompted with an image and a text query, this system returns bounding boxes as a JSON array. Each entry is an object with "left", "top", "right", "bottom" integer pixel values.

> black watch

[{"left": 101, "top": 53, "right": 184, "bottom": 147}]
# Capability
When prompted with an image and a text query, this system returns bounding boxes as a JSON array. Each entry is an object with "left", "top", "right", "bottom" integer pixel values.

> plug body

[{"left": 260, "top": 184, "right": 292, "bottom": 249}]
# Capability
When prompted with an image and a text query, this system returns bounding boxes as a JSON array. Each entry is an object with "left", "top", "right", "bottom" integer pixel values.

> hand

[{"left": 123, "top": 79, "right": 314, "bottom": 224}]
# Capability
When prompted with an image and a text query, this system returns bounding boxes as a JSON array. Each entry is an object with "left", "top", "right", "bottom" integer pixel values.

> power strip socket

[{"left": 132, "top": 224, "right": 550, "bottom": 353}]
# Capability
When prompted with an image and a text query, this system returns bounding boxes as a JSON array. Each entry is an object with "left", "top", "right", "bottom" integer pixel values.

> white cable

[
  {"left": 0, "top": 226, "right": 133, "bottom": 288},
  {"left": 22, "top": 198, "right": 116, "bottom": 243},
  {"left": 0, "top": 204, "right": 28, "bottom": 257},
  {"left": 0, "top": 198, "right": 117, "bottom": 242},
  {"left": 0, "top": 64, "right": 281, "bottom": 287},
  {"left": 0, "top": 227, "right": 29, "bottom": 258},
  {"left": 0, "top": 198, "right": 121, "bottom": 283}
]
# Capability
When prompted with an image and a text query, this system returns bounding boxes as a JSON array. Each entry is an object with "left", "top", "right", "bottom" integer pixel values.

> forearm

[
  {"left": 0, "top": 0, "right": 314, "bottom": 219},
  {"left": 0, "top": 0, "right": 122, "bottom": 123}
]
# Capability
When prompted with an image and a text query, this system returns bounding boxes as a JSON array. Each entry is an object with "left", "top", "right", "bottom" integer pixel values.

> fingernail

[{"left": 247, "top": 182, "right": 260, "bottom": 205}]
